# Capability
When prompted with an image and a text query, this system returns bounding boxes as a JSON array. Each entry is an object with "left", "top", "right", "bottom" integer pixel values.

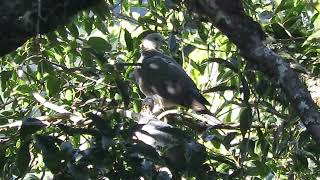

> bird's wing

[{"left": 139, "top": 52, "right": 210, "bottom": 109}]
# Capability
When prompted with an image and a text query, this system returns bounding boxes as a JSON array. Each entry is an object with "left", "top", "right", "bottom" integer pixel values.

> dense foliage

[{"left": 0, "top": 0, "right": 319, "bottom": 179}]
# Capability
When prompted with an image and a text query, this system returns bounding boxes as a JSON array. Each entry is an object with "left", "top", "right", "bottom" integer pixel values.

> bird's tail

[
  {"left": 197, "top": 108, "right": 212, "bottom": 115},
  {"left": 191, "top": 99, "right": 212, "bottom": 115},
  {"left": 191, "top": 101, "right": 221, "bottom": 126}
]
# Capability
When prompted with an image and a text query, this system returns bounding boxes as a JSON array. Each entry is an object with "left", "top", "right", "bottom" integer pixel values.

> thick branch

[
  {"left": 0, "top": 0, "right": 102, "bottom": 56},
  {"left": 184, "top": 0, "right": 320, "bottom": 143}
]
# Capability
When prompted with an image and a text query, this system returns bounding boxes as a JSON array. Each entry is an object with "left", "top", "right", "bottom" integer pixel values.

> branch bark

[
  {"left": 183, "top": 0, "right": 320, "bottom": 143},
  {"left": 0, "top": 0, "right": 102, "bottom": 56}
]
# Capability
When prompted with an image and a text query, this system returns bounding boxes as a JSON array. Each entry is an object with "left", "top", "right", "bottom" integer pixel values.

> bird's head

[
  {"left": 142, "top": 33, "right": 165, "bottom": 50},
  {"left": 141, "top": 97, "right": 155, "bottom": 113}
]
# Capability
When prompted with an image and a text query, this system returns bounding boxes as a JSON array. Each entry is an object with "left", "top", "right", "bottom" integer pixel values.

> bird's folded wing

[{"left": 140, "top": 54, "right": 210, "bottom": 107}]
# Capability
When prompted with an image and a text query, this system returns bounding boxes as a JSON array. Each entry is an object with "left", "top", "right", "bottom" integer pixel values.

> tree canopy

[{"left": 0, "top": 0, "right": 319, "bottom": 179}]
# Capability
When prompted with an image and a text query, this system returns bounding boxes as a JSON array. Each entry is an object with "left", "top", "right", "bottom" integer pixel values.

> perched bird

[
  {"left": 135, "top": 97, "right": 208, "bottom": 180},
  {"left": 134, "top": 33, "right": 211, "bottom": 114}
]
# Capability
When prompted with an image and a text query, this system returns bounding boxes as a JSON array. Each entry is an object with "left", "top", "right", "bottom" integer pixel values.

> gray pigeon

[{"left": 134, "top": 33, "right": 211, "bottom": 114}]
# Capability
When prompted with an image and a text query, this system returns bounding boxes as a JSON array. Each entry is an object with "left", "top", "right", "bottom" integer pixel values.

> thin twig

[{"left": 0, "top": 98, "right": 17, "bottom": 109}]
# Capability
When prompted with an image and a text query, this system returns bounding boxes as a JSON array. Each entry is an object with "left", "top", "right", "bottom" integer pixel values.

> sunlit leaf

[
  {"left": 303, "top": 30, "right": 320, "bottom": 45},
  {"left": 65, "top": 89, "right": 74, "bottom": 102}
]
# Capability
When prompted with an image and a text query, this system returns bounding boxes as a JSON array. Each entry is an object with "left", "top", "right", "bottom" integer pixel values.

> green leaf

[
  {"left": 16, "top": 139, "right": 31, "bottom": 176},
  {"left": 45, "top": 75, "right": 61, "bottom": 97},
  {"left": 57, "top": 27, "right": 68, "bottom": 40},
  {"left": 34, "top": 135, "right": 64, "bottom": 174},
  {"left": 257, "top": 128, "right": 270, "bottom": 163},
  {"left": 208, "top": 153, "right": 238, "bottom": 168},
  {"left": 198, "top": 23, "right": 208, "bottom": 42},
  {"left": 204, "top": 58, "right": 239, "bottom": 73},
  {"left": 41, "top": 61, "right": 55, "bottom": 74},
  {"left": 115, "top": 79, "right": 130, "bottom": 108},
  {"left": 92, "top": 3, "right": 111, "bottom": 20},
  {"left": 87, "top": 37, "right": 112, "bottom": 53},
  {"left": 183, "top": 44, "right": 196, "bottom": 57},
  {"left": 293, "top": 152, "right": 308, "bottom": 171},
  {"left": 223, "top": 132, "right": 237, "bottom": 150},
  {"left": 311, "top": 13, "right": 320, "bottom": 30},
  {"left": 68, "top": 23, "right": 79, "bottom": 38},
  {"left": 0, "top": 148, "right": 6, "bottom": 173},
  {"left": 239, "top": 107, "right": 253, "bottom": 136},
  {"left": 15, "top": 84, "right": 36, "bottom": 95},
  {"left": 84, "top": 20, "right": 93, "bottom": 35},
  {"left": 138, "top": 16, "right": 163, "bottom": 26},
  {"left": 240, "top": 76, "right": 250, "bottom": 103},
  {"left": 108, "top": 0, "right": 114, "bottom": 5},
  {"left": 0, "top": 71, "right": 12, "bottom": 91},
  {"left": 270, "top": 23, "right": 291, "bottom": 39},
  {"left": 124, "top": 29, "right": 134, "bottom": 52},
  {"left": 224, "top": 109, "right": 232, "bottom": 123},
  {"left": 246, "top": 160, "right": 272, "bottom": 177},
  {"left": 274, "top": 0, "right": 293, "bottom": 14},
  {"left": 303, "top": 30, "right": 320, "bottom": 45},
  {"left": 65, "top": 89, "right": 74, "bottom": 102},
  {"left": 84, "top": 47, "right": 109, "bottom": 67}
]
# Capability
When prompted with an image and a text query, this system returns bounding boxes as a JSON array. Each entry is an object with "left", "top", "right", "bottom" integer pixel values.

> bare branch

[{"left": 33, "top": 93, "right": 84, "bottom": 123}]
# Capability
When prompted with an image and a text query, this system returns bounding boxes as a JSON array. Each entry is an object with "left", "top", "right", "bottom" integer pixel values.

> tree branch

[
  {"left": 183, "top": 0, "right": 320, "bottom": 144},
  {"left": 0, "top": 0, "right": 103, "bottom": 56}
]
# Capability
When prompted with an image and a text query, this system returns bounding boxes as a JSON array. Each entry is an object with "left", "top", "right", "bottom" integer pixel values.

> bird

[
  {"left": 134, "top": 33, "right": 212, "bottom": 114},
  {"left": 138, "top": 97, "right": 156, "bottom": 124}
]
